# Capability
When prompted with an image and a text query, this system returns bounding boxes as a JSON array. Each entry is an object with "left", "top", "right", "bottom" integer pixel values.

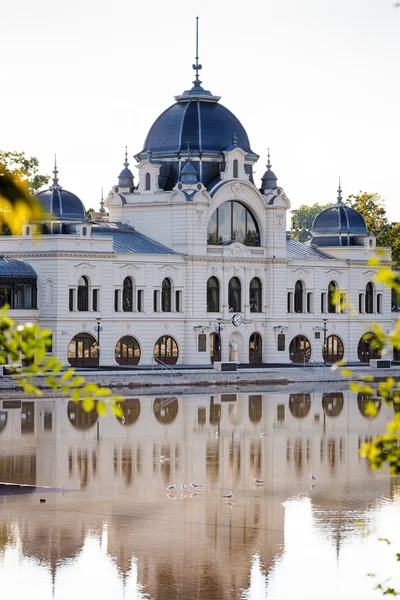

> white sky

[{"left": 2, "top": 0, "right": 400, "bottom": 220}]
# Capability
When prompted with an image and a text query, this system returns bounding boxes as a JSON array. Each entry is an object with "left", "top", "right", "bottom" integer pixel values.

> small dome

[
  {"left": 260, "top": 150, "right": 278, "bottom": 193},
  {"left": 310, "top": 183, "right": 368, "bottom": 247},
  {"left": 180, "top": 161, "right": 198, "bottom": 185},
  {"left": 118, "top": 148, "right": 134, "bottom": 190},
  {"left": 36, "top": 188, "right": 86, "bottom": 221},
  {"left": 36, "top": 159, "right": 86, "bottom": 222}
]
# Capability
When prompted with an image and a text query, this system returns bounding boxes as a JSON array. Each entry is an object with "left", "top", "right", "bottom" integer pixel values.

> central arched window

[
  {"left": 115, "top": 336, "right": 141, "bottom": 365},
  {"left": 77, "top": 276, "right": 89, "bottom": 311},
  {"left": 365, "top": 282, "right": 374, "bottom": 314},
  {"left": 123, "top": 277, "right": 133, "bottom": 312},
  {"left": 207, "top": 276, "right": 220, "bottom": 312},
  {"left": 145, "top": 172, "right": 151, "bottom": 191},
  {"left": 328, "top": 281, "right": 337, "bottom": 314},
  {"left": 294, "top": 280, "right": 303, "bottom": 313},
  {"left": 154, "top": 335, "right": 179, "bottom": 365},
  {"left": 250, "top": 277, "right": 262, "bottom": 313},
  {"left": 207, "top": 201, "right": 260, "bottom": 246},
  {"left": 162, "top": 278, "right": 172, "bottom": 312},
  {"left": 228, "top": 277, "right": 241, "bottom": 312}
]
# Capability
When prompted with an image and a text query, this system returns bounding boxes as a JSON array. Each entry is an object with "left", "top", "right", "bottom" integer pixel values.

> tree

[
  {"left": 0, "top": 150, "right": 49, "bottom": 195},
  {"left": 86, "top": 207, "right": 95, "bottom": 219},
  {"left": 290, "top": 203, "right": 331, "bottom": 241}
]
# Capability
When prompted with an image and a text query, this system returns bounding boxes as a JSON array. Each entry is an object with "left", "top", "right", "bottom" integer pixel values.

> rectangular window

[
  {"left": 47, "top": 332, "right": 53, "bottom": 353},
  {"left": 175, "top": 290, "right": 181, "bottom": 312},
  {"left": 307, "top": 292, "right": 313, "bottom": 313},
  {"left": 359, "top": 293, "right": 363, "bottom": 313},
  {"left": 315, "top": 331, "right": 321, "bottom": 340},
  {"left": 287, "top": 292, "right": 292, "bottom": 313},
  {"left": 114, "top": 290, "right": 119, "bottom": 312},
  {"left": 44, "top": 412, "right": 53, "bottom": 431},
  {"left": 198, "top": 407, "right": 206, "bottom": 426},
  {"left": 69, "top": 289, "right": 74, "bottom": 311},
  {"left": 277, "top": 404, "right": 285, "bottom": 423},
  {"left": 277, "top": 333, "right": 285, "bottom": 351},
  {"left": 93, "top": 289, "right": 99, "bottom": 312},
  {"left": 0, "top": 287, "right": 12, "bottom": 308},
  {"left": 198, "top": 333, "right": 207, "bottom": 352},
  {"left": 321, "top": 293, "right": 326, "bottom": 313},
  {"left": 153, "top": 290, "right": 158, "bottom": 312},
  {"left": 137, "top": 290, "right": 143, "bottom": 312},
  {"left": 377, "top": 293, "right": 382, "bottom": 314}
]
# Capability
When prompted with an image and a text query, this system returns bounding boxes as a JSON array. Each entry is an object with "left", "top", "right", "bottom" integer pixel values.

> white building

[{"left": 0, "top": 51, "right": 395, "bottom": 368}]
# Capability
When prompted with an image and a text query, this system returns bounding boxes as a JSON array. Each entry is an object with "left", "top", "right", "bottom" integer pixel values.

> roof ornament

[
  {"left": 147, "top": 146, "right": 153, "bottom": 161},
  {"left": 124, "top": 146, "right": 129, "bottom": 169},
  {"left": 337, "top": 177, "right": 343, "bottom": 205},
  {"left": 186, "top": 141, "right": 191, "bottom": 162},
  {"left": 192, "top": 16, "right": 203, "bottom": 88},
  {"left": 100, "top": 188, "right": 105, "bottom": 214},
  {"left": 266, "top": 148, "right": 272, "bottom": 170},
  {"left": 232, "top": 132, "right": 238, "bottom": 148},
  {"left": 50, "top": 155, "right": 61, "bottom": 190}
]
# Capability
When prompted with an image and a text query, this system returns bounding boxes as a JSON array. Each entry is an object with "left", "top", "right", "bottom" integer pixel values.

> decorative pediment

[{"left": 75, "top": 262, "right": 95, "bottom": 276}]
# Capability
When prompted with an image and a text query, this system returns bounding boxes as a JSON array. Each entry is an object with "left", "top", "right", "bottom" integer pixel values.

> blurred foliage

[
  {"left": 0, "top": 150, "right": 49, "bottom": 195},
  {"left": 0, "top": 173, "right": 44, "bottom": 234}
]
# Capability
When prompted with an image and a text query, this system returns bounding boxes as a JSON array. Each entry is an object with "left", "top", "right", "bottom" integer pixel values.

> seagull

[
  {"left": 254, "top": 478, "right": 264, "bottom": 485},
  {"left": 166, "top": 484, "right": 176, "bottom": 490},
  {"left": 60, "top": 484, "right": 65, "bottom": 491},
  {"left": 223, "top": 491, "right": 233, "bottom": 500},
  {"left": 181, "top": 483, "right": 188, "bottom": 490},
  {"left": 190, "top": 482, "right": 202, "bottom": 488},
  {"left": 261, "top": 432, "right": 266, "bottom": 438},
  {"left": 310, "top": 474, "right": 317, "bottom": 481}
]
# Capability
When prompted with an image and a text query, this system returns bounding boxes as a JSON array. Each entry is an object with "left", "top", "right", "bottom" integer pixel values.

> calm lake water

[{"left": 0, "top": 388, "right": 399, "bottom": 600}]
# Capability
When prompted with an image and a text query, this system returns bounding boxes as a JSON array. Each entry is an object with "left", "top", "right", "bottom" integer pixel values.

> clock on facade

[{"left": 232, "top": 314, "right": 242, "bottom": 327}]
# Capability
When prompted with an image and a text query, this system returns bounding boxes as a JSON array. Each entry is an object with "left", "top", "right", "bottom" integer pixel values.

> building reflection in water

[{"left": 0, "top": 389, "right": 398, "bottom": 599}]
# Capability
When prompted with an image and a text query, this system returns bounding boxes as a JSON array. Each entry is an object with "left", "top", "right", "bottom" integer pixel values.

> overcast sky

[{"left": 2, "top": 0, "right": 400, "bottom": 220}]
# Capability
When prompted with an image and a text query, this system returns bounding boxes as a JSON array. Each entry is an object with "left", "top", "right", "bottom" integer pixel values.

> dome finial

[
  {"left": 232, "top": 132, "right": 238, "bottom": 147},
  {"left": 100, "top": 187, "right": 105, "bottom": 214},
  {"left": 337, "top": 177, "right": 343, "bottom": 204},
  {"left": 51, "top": 155, "right": 61, "bottom": 190},
  {"left": 124, "top": 146, "right": 129, "bottom": 169},
  {"left": 147, "top": 146, "right": 153, "bottom": 161},
  {"left": 192, "top": 16, "right": 203, "bottom": 88},
  {"left": 267, "top": 148, "right": 272, "bottom": 170},
  {"left": 186, "top": 141, "right": 191, "bottom": 162}
]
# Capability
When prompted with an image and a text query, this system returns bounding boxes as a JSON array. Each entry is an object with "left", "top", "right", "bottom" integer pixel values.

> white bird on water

[
  {"left": 166, "top": 484, "right": 176, "bottom": 491},
  {"left": 223, "top": 491, "right": 233, "bottom": 500},
  {"left": 310, "top": 474, "right": 317, "bottom": 481},
  {"left": 181, "top": 483, "right": 188, "bottom": 491},
  {"left": 60, "top": 484, "right": 65, "bottom": 491},
  {"left": 254, "top": 478, "right": 264, "bottom": 485},
  {"left": 190, "top": 482, "right": 202, "bottom": 488}
]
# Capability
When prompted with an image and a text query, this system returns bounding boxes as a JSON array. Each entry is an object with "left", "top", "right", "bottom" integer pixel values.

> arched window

[
  {"left": 228, "top": 277, "right": 241, "bottom": 312},
  {"left": 289, "top": 335, "right": 311, "bottom": 363},
  {"left": 67, "top": 333, "right": 98, "bottom": 367},
  {"left": 207, "top": 277, "right": 220, "bottom": 312},
  {"left": 289, "top": 393, "right": 311, "bottom": 418},
  {"left": 250, "top": 277, "right": 262, "bottom": 313},
  {"left": 294, "top": 280, "right": 303, "bottom": 313},
  {"left": 145, "top": 172, "right": 151, "bottom": 191},
  {"left": 67, "top": 400, "right": 98, "bottom": 430},
  {"left": 392, "top": 284, "right": 400, "bottom": 312},
  {"left": 322, "top": 393, "right": 344, "bottom": 417},
  {"left": 357, "top": 394, "right": 382, "bottom": 419},
  {"left": 233, "top": 159, "right": 238, "bottom": 178},
  {"left": 207, "top": 201, "right": 260, "bottom": 247},
  {"left": 323, "top": 335, "right": 344, "bottom": 363},
  {"left": 249, "top": 395, "right": 262, "bottom": 423},
  {"left": 365, "top": 282, "right": 374, "bottom": 314},
  {"left": 249, "top": 332, "right": 262, "bottom": 364},
  {"left": 122, "top": 277, "right": 133, "bottom": 312},
  {"left": 153, "top": 397, "right": 179, "bottom": 424},
  {"left": 115, "top": 398, "right": 141, "bottom": 426},
  {"left": 161, "top": 278, "right": 172, "bottom": 312},
  {"left": 154, "top": 335, "right": 179, "bottom": 365},
  {"left": 357, "top": 332, "right": 381, "bottom": 362},
  {"left": 115, "top": 336, "right": 141, "bottom": 365},
  {"left": 328, "top": 281, "right": 337, "bottom": 314},
  {"left": 77, "top": 276, "right": 89, "bottom": 311}
]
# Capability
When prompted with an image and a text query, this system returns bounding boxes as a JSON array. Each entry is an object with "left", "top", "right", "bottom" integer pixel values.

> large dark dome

[{"left": 142, "top": 99, "right": 252, "bottom": 155}]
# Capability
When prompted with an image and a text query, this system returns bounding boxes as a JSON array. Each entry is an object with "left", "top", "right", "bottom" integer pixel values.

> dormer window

[{"left": 233, "top": 159, "right": 238, "bottom": 179}]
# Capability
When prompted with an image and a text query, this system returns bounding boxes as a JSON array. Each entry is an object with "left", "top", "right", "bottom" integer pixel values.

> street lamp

[
  {"left": 96, "top": 318, "right": 102, "bottom": 368},
  {"left": 323, "top": 319, "right": 328, "bottom": 367},
  {"left": 216, "top": 318, "right": 223, "bottom": 361}
]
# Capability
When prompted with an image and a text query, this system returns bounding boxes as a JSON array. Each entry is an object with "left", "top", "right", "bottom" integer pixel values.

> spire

[
  {"left": 336, "top": 177, "right": 343, "bottom": 204},
  {"left": 100, "top": 188, "right": 105, "bottom": 214},
  {"left": 192, "top": 16, "right": 202, "bottom": 88},
  {"left": 50, "top": 155, "right": 61, "bottom": 190},
  {"left": 118, "top": 146, "right": 134, "bottom": 190},
  {"left": 266, "top": 148, "right": 272, "bottom": 170},
  {"left": 180, "top": 141, "right": 198, "bottom": 185},
  {"left": 232, "top": 132, "right": 238, "bottom": 148},
  {"left": 186, "top": 141, "right": 191, "bottom": 162},
  {"left": 147, "top": 147, "right": 153, "bottom": 161},
  {"left": 124, "top": 146, "right": 129, "bottom": 169}
]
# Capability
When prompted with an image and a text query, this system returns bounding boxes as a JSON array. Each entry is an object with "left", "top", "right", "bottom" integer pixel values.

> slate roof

[
  {"left": 0, "top": 257, "right": 37, "bottom": 277},
  {"left": 286, "top": 238, "right": 332, "bottom": 260},
  {"left": 90, "top": 222, "right": 176, "bottom": 255}
]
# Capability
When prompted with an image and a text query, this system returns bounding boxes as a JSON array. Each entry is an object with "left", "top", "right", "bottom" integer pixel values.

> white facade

[{"left": 0, "top": 76, "right": 395, "bottom": 368}]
